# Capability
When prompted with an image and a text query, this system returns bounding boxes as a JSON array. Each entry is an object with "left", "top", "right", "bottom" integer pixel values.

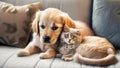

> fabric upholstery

[
  {"left": 92, "top": 0, "right": 120, "bottom": 49},
  {"left": 0, "top": 1, "right": 40, "bottom": 47},
  {"left": 1, "top": 0, "right": 120, "bottom": 68},
  {"left": 2, "top": 0, "right": 92, "bottom": 24}
]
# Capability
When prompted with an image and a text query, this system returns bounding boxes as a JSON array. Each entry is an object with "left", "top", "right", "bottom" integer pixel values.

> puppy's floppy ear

[
  {"left": 61, "top": 13, "right": 76, "bottom": 28},
  {"left": 32, "top": 11, "right": 41, "bottom": 34}
]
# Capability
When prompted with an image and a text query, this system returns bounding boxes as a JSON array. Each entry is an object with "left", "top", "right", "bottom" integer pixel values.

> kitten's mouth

[{"left": 67, "top": 43, "right": 74, "bottom": 45}]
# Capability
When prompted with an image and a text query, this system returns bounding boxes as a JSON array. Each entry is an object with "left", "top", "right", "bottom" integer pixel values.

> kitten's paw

[{"left": 17, "top": 49, "right": 30, "bottom": 57}]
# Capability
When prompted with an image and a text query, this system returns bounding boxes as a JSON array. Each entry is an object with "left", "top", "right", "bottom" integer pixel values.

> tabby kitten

[
  {"left": 57, "top": 28, "right": 82, "bottom": 60},
  {"left": 57, "top": 28, "right": 117, "bottom": 66}
]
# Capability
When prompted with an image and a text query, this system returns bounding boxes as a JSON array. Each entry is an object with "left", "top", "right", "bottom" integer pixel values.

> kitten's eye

[
  {"left": 64, "top": 34, "right": 69, "bottom": 38},
  {"left": 41, "top": 25, "right": 45, "bottom": 29},
  {"left": 65, "top": 46, "right": 68, "bottom": 49},
  {"left": 71, "top": 35, "right": 74, "bottom": 39},
  {"left": 52, "top": 26, "right": 58, "bottom": 30}
]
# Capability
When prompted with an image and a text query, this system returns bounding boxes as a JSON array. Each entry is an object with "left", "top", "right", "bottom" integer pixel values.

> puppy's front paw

[
  {"left": 39, "top": 53, "right": 49, "bottom": 59},
  {"left": 39, "top": 53, "right": 55, "bottom": 59},
  {"left": 17, "top": 49, "right": 30, "bottom": 57}
]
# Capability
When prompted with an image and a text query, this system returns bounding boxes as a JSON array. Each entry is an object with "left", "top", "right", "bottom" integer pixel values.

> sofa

[{"left": 0, "top": 0, "right": 120, "bottom": 68}]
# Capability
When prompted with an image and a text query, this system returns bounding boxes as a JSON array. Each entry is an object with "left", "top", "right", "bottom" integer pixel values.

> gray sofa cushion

[
  {"left": 0, "top": 45, "right": 120, "bottom": 68},
  {"left": 2, "top": 0, "right": 92, "bottom": 24},
  {"left": 92, "top": 0, "right": 120, "bottom": 49}
]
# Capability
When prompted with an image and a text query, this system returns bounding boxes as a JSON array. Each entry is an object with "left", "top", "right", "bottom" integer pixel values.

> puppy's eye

[
  {"left": 41, "top": 25, "right": 45, "bottom": 29},
  {"left": 52, "top": 26, "right": 58, "bottom": 30}
]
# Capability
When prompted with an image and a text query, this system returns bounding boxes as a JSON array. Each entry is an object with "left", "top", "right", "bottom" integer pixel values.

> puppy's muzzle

[{"left": 43, "top": 36, "right": 51, "bottom": 43}]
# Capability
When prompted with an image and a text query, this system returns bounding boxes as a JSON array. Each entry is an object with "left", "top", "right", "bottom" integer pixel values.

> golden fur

[
  {"left": 17, "top": 8, "right": 94, "bottom": 59},
  {"left": 74, "top": 36, "right": 117, "bottom": 66},
  {"left": 58, "top": 28, "right": 117, "bottom": 66}
]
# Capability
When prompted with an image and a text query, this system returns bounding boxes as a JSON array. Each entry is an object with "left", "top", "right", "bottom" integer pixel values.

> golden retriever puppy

[{"left": 17, "top": 8, "right": 94, "bottom": 59}]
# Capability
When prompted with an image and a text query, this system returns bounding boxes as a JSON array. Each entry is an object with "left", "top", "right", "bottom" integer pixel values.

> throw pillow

[
  {"left": 92, "top": 0, "right": 120, "bottom": 49},
  {"left": 0, "top": 1, "right": 40, "bottom": 47}
]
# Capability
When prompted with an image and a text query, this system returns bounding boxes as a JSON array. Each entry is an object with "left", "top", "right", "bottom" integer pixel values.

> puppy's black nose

[{"left": 43, "top": 36, "right": 50, "bottom": 43}]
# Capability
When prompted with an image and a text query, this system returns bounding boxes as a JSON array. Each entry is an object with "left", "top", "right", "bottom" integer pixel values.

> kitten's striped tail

[{"left": 75, "top": 48, "right": 117, "bottom": 66}]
